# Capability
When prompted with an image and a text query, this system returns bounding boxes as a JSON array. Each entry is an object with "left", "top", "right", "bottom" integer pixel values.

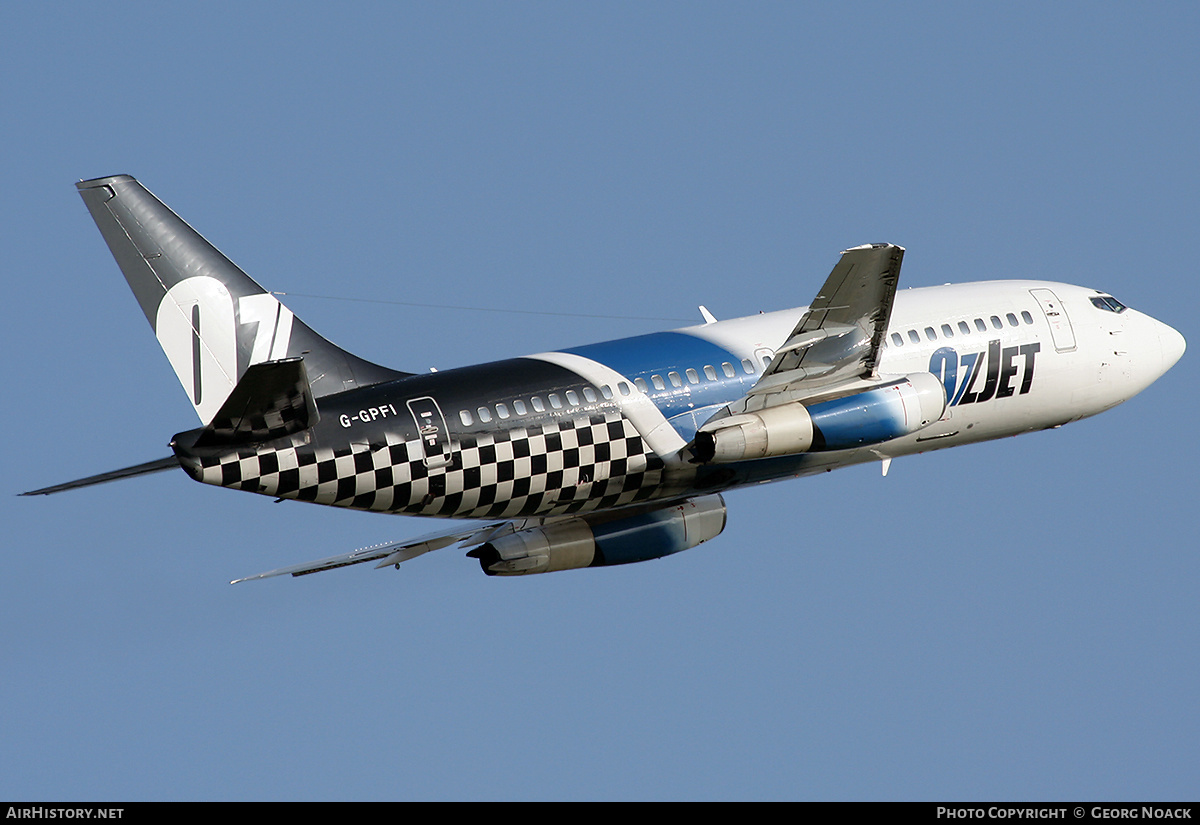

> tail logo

[{"left": 155, "top": 276, "right": 294, "bottom": 423}]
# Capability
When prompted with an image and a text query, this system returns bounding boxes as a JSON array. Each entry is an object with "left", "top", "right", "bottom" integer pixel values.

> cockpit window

[{"left": 1090, "top": 295, "right": 1127, "bottom": 313}]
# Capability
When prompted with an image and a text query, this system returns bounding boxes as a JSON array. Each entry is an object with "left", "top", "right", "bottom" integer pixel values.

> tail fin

[{"left": 76, "top": 175, "right": 405, "bottom": 424}]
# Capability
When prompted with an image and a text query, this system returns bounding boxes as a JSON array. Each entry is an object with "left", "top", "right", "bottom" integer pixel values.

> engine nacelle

[
  {"left": 693, "top": 403, "right": 815, "bottom": 463},
  {"left": 694, "top": 372, "right": 947, "bottom": 463},
  {"left": 468, "top": 495, "right": 727, "bottom": 576}
]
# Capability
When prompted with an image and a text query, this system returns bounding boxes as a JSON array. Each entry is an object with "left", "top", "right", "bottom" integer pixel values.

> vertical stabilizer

[{"left": 76, "top": 175, "right": 404, "bottom": 424}]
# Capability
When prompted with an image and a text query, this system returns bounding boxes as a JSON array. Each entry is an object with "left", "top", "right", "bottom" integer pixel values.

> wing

[
  {"left": 229, "top": 519, "right": 531, "bottom": 583},
  {"left": 749, "top": 243, "right": 904, "bottom": 403},
  {"left": 692, "top": 243, "right": 906, "bottom": 455}
]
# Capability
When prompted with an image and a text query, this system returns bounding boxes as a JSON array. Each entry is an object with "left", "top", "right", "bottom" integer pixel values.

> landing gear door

[
  {"left": 1030, "top": 288, "right": 1077, "bottom": 353},
  {"left": 407, "top": 396, "right": 453, "bottom": 470}
]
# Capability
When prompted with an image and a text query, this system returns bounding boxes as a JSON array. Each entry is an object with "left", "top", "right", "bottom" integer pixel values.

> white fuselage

[{"left": 666, "top": 279, "right": 1182, "bottom": 458}]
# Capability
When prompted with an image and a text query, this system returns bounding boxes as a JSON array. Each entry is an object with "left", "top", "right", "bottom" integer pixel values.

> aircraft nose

[{"left": 1157, "top": 320, "right": 1186, "bottom": 374}]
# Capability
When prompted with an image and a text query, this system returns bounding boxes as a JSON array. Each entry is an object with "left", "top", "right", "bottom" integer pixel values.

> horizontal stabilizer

[
  {"left": 194, "top": 357, "right": 317, "bottom": 447},
  {"left": 21, "top": 456, "right": 179, "bottom": 496}
]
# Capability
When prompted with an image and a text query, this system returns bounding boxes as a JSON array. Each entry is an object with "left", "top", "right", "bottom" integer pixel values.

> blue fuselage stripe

[{"left": 562, "top": 331, "right": 754, "bottom": 426}]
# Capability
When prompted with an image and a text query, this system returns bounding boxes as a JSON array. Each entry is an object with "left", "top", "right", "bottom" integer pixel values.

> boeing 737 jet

[{"left": 23, "top": 175, "right": 1186, "bottom": 582}]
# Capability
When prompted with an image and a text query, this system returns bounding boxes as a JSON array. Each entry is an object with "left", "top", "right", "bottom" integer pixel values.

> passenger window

[
  {"left": 634, "top": 377, "right": 648, "bottom": 393},
  {"left": 600, "top": 385, "right": 613, "bottom": 400},
  {"left": 477, "top": 407, "right": 492, "bottom": 423},
  {"left": 513, "top": 399, "right": 527, "bottom": 415},
  {"left": 1006, "top": 313, "right": 1019, "bottom": 327},
  {"left": 686, "top": 368, "right": 699, "bottom": 384},
  {"left": 941, "top": 324, "right": 954, "bottom": 338},
  {"left": 583, "top": 387, "right": 597, "bottom": 403},
  {"left": 925, "top": 327, "right": 937, "bottom": 341},
  {"left": 958, "top": 321, "right": 970, "bottom": 335},
  {"left": 531, "top": 396, "right": 545, "bottom": 412},
  {"left": 908, "top": 330, "right": 920, "bottom": 344},
  {"left": 459, "top": 410, "right": 473, "bottom": 426},
  {"left": 496, "top": 403, "right": 510, "bottom": 419},
  {"left": 704, "top": 365, "right": 717, "bottom": 381},
  {"left": 722, "top": 362, "right": 736, "bottom": 378},
  {"left": 549, "top": 393, "right": 562, "bottom": 409},
  {"left": 990, "top": 315, "right": 1003, "bottom": 330},
  {"left": 618, "top": 382, "right": 631, "bottom": 396},
  {"left": 668, "top": 372, "right": 683, "bottom": 388},
  {"left": 1021, "top": 310, "right": 1034, "bottom": 324},
  {"left": 975, "top": 318, "right": 987, "bottom": 332},
  {"left": 565, "top": 390, "right": 579, "bottom": 406},
  {"left": 891, "top": 332, "right": 904, "bottom": 347},
  {"left": 651, "top": 375, "right": 666, "bottom": 391},
  {"left": 741, "top": 359, "right": 754, "bottom": 374}
]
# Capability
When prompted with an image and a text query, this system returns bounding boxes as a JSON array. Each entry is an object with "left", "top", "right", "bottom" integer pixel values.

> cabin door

[
  {"left": 406, "top": 396, "right": 453, "bottom": 470},
  {"left": 1030, "top": 288, "right": 1077, "bottom": 353}
]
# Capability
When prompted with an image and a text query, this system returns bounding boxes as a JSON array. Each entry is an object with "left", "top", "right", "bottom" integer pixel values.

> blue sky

[{"left": 2, "top": 2, "right": 1196, "bottom": 800}]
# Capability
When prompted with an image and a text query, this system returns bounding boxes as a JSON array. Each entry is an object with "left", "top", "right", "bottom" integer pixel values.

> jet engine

[
  {"left": 467, "top": 495, "right": 727, "bottom": 576},
  {"left": 694, "top": 372, "right": 946, "bottom": 463}
]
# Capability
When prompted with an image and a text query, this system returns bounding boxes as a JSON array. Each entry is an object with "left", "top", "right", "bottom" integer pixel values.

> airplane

[{"left": 23, "top": 174, "right": 1186, "bottom": 582}]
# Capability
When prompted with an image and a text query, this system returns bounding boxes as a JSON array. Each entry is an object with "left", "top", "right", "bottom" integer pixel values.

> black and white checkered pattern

[
  {"left": 183, "top": 411, "right": 665, "bottom": 519},
  {"left": 197, "top": 358, "right": 315, "bottom": 447},
  {"left": 203, "top": 383, "right": 312, "bottom": 444}
]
